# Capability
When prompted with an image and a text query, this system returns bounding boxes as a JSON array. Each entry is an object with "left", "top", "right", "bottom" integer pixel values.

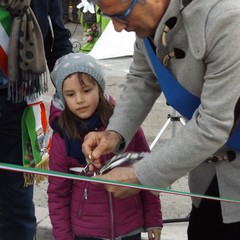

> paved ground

[{"left": 33, "top": 21, "right": 191, "bottom": 240}]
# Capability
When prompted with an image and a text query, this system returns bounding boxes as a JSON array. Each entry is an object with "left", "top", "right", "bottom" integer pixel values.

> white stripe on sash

[{"left": 0, "top": 22, "right": 9, "bottom": 54}]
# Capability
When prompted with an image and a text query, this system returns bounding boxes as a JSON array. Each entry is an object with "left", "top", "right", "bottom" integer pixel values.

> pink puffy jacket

[{"left": 48, "top": 103, "right": 162, "bottom": 240}]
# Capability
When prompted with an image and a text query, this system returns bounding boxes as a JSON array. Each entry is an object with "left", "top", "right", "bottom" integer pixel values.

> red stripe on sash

[{"left": 0, "top": 45, "right": 8, "bottom": 78}]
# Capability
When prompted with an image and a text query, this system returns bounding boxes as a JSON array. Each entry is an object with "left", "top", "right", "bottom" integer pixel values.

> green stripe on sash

[{"left": 0, "top": 7, "right": 12, "bottom": 36}]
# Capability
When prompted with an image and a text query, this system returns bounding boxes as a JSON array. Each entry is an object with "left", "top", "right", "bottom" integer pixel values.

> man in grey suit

[{"left": 82, "top": 0, "right": 240, "bottom": 240}]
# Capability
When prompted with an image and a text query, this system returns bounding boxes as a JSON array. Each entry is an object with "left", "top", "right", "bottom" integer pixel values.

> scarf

[
  {"left": 0, "top": 0, "right": 47, "bottom": 102},
  {"left": 53, "top": 113, "right": 103, "bottom": 165}
]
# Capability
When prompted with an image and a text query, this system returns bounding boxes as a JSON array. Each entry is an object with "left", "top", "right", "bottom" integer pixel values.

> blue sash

[{"left": 144, "top": 37, "right": 240, "bottom": 151}]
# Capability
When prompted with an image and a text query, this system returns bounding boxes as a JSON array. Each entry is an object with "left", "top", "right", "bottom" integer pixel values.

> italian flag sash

[
  {"left": 22, "top": 96, "right": 52, "bottom": 186},
  {"left": 0, "top": 8, "right": 51, "bottom": 185},
  {"left": 0, "top": 7, "right": 11, "bottom": 78}
]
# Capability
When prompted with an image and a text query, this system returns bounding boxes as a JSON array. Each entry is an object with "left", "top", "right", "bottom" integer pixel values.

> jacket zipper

[
  {"left": 47, "top": 15, "right": 54, "bottom": 52},
  {"left": 78, "top": 186, "right": 88, "bottom": 217},
  {"left": 109, "top": 193, "right": 115, "bottom": 240},
  {"left": 83, "top": 187, "right": 88, "bottom": 200}
]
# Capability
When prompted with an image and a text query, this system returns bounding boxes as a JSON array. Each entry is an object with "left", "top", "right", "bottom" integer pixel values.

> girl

[{"left": 48, "top": 52, "right": 163, "bottom": 240}]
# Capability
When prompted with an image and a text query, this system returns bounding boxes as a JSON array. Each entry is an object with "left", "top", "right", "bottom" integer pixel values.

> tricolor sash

[
  {"left": 22, "top": 95, "right": 52, "bottom": 185},
  {"left": 0, "top": 7, "right": 12, "bottom": 79}
]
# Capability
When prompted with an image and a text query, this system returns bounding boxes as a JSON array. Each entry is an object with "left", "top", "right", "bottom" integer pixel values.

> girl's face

[{"left": 63, "top": 73, "right": 100, "bottom": 119}]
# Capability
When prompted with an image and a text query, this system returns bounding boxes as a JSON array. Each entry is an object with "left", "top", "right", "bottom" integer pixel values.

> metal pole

[{"left": 149, "top": 108, "right": 189, "bottom": 223}]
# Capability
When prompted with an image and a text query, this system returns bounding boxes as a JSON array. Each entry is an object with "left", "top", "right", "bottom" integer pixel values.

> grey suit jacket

[{"left": 107, "top": 0, "right": 240, "bottom": 223}]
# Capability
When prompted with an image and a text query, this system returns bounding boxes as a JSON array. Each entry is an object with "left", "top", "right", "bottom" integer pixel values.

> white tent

[{"left": 89, "top": 21, "right": 136, "bottom": 60}]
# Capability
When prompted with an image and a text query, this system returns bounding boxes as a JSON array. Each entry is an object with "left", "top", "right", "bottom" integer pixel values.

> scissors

[
  {"left": 79, "top": 153, "right": 95, "bottom": 176},
  {"left": 71, "top": 152, "right": 147, "bottom": 176},
  {"left": 99, "top": 152, "right": 147, "bottom": 175}
]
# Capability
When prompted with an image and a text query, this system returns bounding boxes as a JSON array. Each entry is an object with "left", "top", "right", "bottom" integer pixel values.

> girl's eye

[
  {"left": 83, "top": 88, "right": 91, "bottom": 93},
  {"left": 65, "top": 93, "right": 74, "bottom": 97}
]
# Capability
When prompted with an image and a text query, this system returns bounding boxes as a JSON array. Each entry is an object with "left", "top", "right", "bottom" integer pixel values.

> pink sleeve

[
  {"left": 141, "top": 190, "right": 163, "bottom": 228},
  {"left": 47, "top": 133, "right": 74, "bottom": 240},
  {"left": 126, "top": 127, "right": 150, "bottom": 153},
  {"left": 129, "top": 128, "right": 163, "bottom": 228}
]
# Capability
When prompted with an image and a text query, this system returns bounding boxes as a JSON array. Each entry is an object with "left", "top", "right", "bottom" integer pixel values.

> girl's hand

[{"left": 147, "top": 228, "right": 161, "bottom": 240}]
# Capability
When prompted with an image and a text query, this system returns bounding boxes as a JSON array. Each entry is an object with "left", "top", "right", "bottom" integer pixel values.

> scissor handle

[
  {"left": 99, "top": 152, "right": 147, "bottom": 175},
  {"left": 79, "top": 154, "right": 95, "bottom": 175}
]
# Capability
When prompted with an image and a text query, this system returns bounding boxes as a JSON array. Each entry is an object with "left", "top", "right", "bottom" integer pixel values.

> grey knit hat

[{"left": 51, "top": 52, "right": 106, "bottom": 104}]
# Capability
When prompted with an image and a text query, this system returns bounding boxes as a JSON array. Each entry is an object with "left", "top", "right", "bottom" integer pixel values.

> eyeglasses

[{"left": 97, "top": 0, "right": 138, "bottom": 22}]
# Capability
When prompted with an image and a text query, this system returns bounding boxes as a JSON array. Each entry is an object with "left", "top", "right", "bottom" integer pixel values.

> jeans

[{"left": 0, "top": 95, "right": 36, "bottom": 240}]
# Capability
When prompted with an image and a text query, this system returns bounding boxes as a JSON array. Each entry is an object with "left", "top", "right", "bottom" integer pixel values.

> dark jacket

[{"left": 31, "top": 0, "right": 72, "bottom": 72}]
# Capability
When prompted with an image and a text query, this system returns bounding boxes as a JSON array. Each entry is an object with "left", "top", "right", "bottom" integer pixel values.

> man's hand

[
  {"left": 82, "top": 130, "right": 122, "bottom": 171},
  {"left": 95, "top": 166, "right": 141, "bottom": 198}
]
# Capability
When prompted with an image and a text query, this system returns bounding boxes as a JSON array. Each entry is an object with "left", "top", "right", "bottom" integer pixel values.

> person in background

[
  {"left": 31, "top": 0, "right": 73, "bottom": 72},
  {"left": 0, "top": 1, "right": 72, "bottom": 239},
  {"left": 82, "top": 1, "right": 240, "bottom": 240},
  {"left": 62, "top": 0, "right": 80, "bottom": 24},
  {"left": 48, "top": 52, "right": 162, "bottom": 240}
]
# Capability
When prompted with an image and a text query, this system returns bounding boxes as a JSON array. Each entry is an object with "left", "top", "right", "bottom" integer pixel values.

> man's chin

[{"left": 136, "top": 31, "right": 151, "bottom": 39}]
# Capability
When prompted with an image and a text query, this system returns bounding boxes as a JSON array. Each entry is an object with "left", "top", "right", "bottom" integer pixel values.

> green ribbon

[{"left": 0, "top": 162, "right": 240, "bottom": 204}]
